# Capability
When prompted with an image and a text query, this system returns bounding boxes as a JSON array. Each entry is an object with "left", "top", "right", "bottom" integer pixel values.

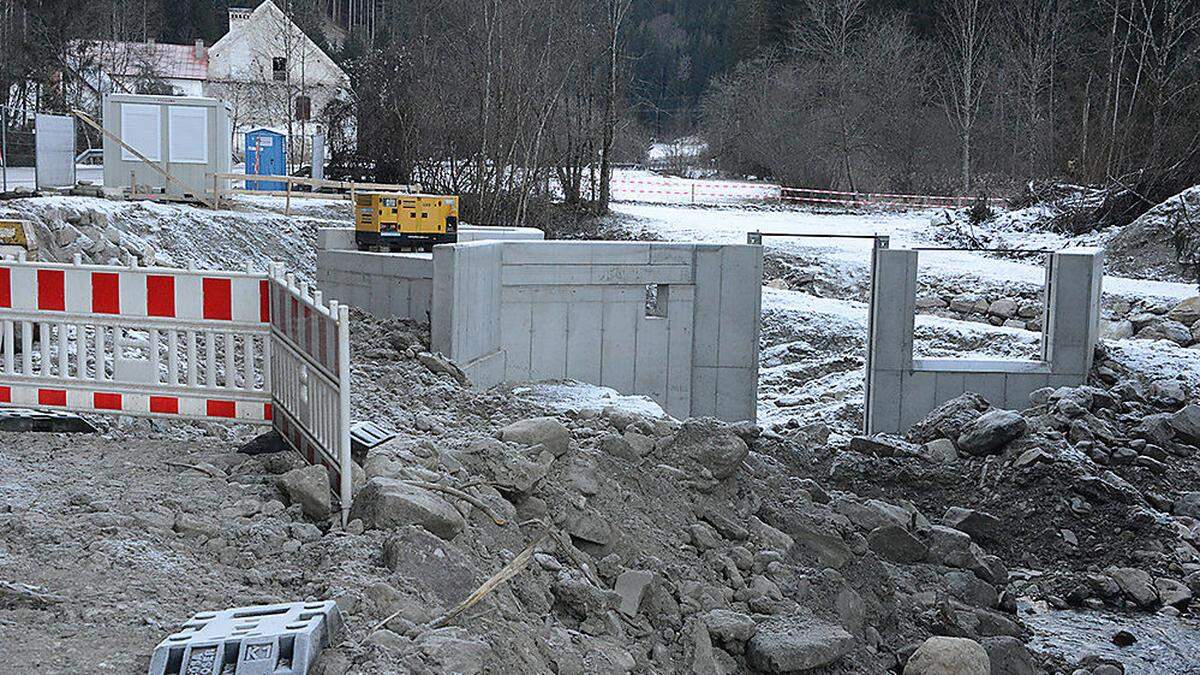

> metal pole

[
  {"left": 2, "top": 106, "right": 8, "bottom": 192},
  {"left": 337, "top": 303, "right": 352, "bottom": 527}
]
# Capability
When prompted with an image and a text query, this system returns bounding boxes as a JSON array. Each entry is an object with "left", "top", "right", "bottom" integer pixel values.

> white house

[
  {"left": 207, "top": 1, "right": 351, "bottom": 161},
  {"left": 69, "top": 1, "right": 350, "bottom": 168}
]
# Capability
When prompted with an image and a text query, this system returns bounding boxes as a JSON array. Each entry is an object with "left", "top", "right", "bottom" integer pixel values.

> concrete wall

[
  {"left": 315, "top": 226, "right": 544, "bottom": 321},
  {"left": 431, "top": 241, "right": 763, "bottom": 422},
  {"left": 865, "top": 247, "right": 1104, "bottom": 434},
  {"left": 319, "top": 250, "right": 434, "bottom": 321},
  {"left": 102, "top": 94, "right": 232, "bottom": 197}
]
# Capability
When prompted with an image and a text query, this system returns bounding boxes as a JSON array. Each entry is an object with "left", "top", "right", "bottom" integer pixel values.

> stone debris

[{"left": 5, "top": 197, "right": 1199, "bottom": 673}]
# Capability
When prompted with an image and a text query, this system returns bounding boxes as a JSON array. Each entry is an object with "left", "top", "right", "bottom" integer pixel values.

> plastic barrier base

[{"left": 147, "top": 600, "right": 341, "bottom": 675}]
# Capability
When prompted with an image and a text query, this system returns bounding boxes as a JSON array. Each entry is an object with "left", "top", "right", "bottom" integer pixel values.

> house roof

[{"left": 71, "top": 40, "right": 208, "bottom": 81}]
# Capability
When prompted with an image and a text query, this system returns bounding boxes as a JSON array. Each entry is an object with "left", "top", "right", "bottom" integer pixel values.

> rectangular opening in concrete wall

[
  {"left": 645, "top": 284, "right": 669, "bottom": 318},
  {"left": 910, "top": 251, "right": 1048, "bottom": 361}
]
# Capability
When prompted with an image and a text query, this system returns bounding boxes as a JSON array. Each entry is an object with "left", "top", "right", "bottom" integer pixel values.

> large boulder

[
  {"left": 1169, "top": 404, "right": 1200, "bottom": 446},
  {"left": 1136, "top": 319, "right": 1193, "bottom": 345},
  {"left": 907, "top": 393, "right": 989, "bottom": 445},
  {"left": 453, "top": 437, "right": 552, "bottom": 497},
  {"left": 942, "top": 507, "right": 1002, "bottom": 543},
  {"left": 1175, "top": 492, "right": 1200, "bottom": 519},
  {"left": 703, "top": 608, "right": 758, "bottom": 645},
  {"left": 350, "top": 478, "right": 465, "bottom": 540},
  {"left": 499, "top": 417, "right": 570, "bottom": 457},
  {"left": 276, "top": 464, "right": 331, "bottom": 521},
  {"left": 1105, "top": 566, "right": 1158, "bottom": 607},
  {"left": 745, "top": 616, "right": 855, "bottom": 673},
  {"left": 956, "top": 410, "right": 1027, "bottom": 456},
  {"left": 1168, "top": 296, "right": 1200, "bottom": 325},
  {"left": 667, "top": 418, "right": 749, "bottom": 479},
  {"left": 867, "top": 524, "right": 928, "bottom": 564},
  {"left": 981, "top": 636, "right": 1036, "bottom": 675},
  {"left": 904, "top": 636, "right": 990, "bottom": 675}
]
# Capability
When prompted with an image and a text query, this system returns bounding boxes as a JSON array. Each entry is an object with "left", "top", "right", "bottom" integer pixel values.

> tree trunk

[{"left": 961, "top": 129, "right": 971, "bottom": 193}]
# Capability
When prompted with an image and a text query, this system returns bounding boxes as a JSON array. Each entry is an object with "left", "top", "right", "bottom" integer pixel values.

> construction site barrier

[
  {"left": 780, "top": 186, "right": 1006, "bottom": 210},
  {"left": 608, "top": 175, "right": 1001, "bottom": 210},
  {"left": 0, "top": 254, "right": 353, "bottom": 523},
  {"left": 609, "top": 176, "right": 782, "bottom": 203}
]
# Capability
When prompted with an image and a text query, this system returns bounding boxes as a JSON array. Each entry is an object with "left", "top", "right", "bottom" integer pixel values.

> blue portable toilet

[{"left": 244, "top": 128, "right": 286, "bottom": 191}]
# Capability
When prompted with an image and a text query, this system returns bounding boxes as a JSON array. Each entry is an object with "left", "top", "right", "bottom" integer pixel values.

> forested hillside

[{"left": 3, "top": 0, "right": 1197, "bottom": 201}]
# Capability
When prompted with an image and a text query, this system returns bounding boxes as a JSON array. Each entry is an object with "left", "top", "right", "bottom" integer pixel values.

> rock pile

[{"left": 815, "top": 351, "right": 1199, "bottom": 669}]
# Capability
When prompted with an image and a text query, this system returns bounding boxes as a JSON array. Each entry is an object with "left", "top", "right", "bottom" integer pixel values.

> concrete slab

[
  {"left": 566, "top": 302, "right": 604, "bottom": 383},
  {"left": 634, "top": 316, "right": 669, "bottom": 403}
]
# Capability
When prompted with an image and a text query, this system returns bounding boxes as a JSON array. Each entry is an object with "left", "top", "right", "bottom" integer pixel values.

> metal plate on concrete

[
  {"left": 0, "top": 408, "right": 97, "bottom": 433},
  {"left": 351, "top": 421, "right": 395, "bottom": 454},
  {"left": 147, "top": 600, "right": 341, "bottom": 675}
]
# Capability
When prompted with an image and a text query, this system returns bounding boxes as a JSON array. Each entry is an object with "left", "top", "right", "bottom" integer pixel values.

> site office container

[{"left": 101, "top": 93, "right": 232, "bottom": 198}]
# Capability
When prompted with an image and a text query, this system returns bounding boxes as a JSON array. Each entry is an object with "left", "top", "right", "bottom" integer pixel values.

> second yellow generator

[{"left": 355, "top": 192, "right": 459, "bottom": 251}]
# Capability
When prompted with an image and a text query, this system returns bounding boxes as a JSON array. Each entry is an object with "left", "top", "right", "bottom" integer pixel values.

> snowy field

[
  {"left": 612, "top": 202, "right": 1200, "bottom": 432},
  {"left": 614, "top": 202, "right": 1196, "bottom": 301}
]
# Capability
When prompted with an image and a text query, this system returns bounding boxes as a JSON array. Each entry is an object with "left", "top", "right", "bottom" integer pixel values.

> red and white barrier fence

[
  {"left": 0, "top": 254, "right": 353, "bottom": 523},
  {"left": 780, "top": 187, "right": 1006, "bottom": 210},
  {"left": 605, "top": 172, "right": 1004, "bottom": 210},
  {"left": 267, "top": 264, "right": 352, "bottom": 522},
  {"left": 609, "top": 176, "right": 782, "bottom": 204}
]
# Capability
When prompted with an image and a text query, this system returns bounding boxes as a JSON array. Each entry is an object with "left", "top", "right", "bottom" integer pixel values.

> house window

[{"left": 272, "top": 57, "right": 287, "bottom": 81}]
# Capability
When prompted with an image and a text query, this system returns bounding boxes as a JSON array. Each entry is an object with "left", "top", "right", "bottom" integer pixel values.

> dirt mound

[
  {"left": 0, "top": 313, "right": 1064, "bottom": 674},
  {"left": 1105, "top": 185, "right": 1200, "bottom": 285}
]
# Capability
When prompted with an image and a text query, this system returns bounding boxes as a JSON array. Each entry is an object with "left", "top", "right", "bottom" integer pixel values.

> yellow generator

[
  {"left": 355, "top": 192, "right": 459, "bottom": 251},
  {"left": 0, "top": 219, "right": 35, "bottom": 260}
]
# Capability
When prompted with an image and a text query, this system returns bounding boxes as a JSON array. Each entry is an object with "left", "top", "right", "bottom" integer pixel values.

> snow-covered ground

[
  {"left": 615, "top": 202, "right": 1196, "bottom": 301},
  {"left": 613, "top": 202, "right": 1200, "bottom": 433},
  {"left": 0, "top": 165, "right": 104, "bottom": 190}
]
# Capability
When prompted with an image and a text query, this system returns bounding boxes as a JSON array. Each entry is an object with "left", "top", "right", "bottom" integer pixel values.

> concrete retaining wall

[
  {"left": 315, "top": 225, "right": 543, "bottom": 320},
  {"left": 865, "top": 247, "right": 1104, "bottom": 434},
  {"left": 432, "top": 241, "right": 763, "bottom": 422}
]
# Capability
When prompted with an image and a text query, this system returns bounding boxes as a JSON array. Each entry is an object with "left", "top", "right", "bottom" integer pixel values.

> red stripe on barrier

[
  {"left": 0, "top": 268, "right": 10, "bottom": 308},
  {"left": 92, "top": 272, "right": 121, "bottom": 314},
  {"left": 207, "top": 399, "right": 237, "bottom": 418},
  {"left": 150, "top": 396, "right": 179, "bottom": 414},
  {"left": 304, "top": 307, "right": 313, "bottom": 352},
  {"left": 147, "top": 275, "right": 176, "bottom": 317},
  {"left": 264, "top": 403, "right": 273, "bottom": 421},
  {"left": 0, "top": 386, "right": 9, "bottom": 403},
  {"left": 94, "top": 392, "right": 122, "bottom": 410},
  {"left": 37, "top": 270, "right": 65, "bottom": 311},
  {"left": 38, "top": 389, "right": 67, "bottom": 406},
  {"left": 259, "top": 280, "right": 270, "bottom": 323},
  {"left": 203, "top": 278, "right": 232, "bottom": 320}
]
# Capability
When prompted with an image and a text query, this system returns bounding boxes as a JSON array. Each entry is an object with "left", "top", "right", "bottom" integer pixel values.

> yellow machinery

[
  {"left": 354, "top": 192, "right": 459, "bottom": 251},
  {"left": 0, "top": 219, "right": 35, "bottom": 259}
]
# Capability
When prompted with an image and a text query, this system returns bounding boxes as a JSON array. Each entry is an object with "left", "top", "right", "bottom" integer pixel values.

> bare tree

[
  {"left": 597, "top": 0, "right": 633, "bottom": 211},
  {"left": 1003, "top": 0, "right": 1067, "bottom": 176},
  {"left": 1126, "top": 0, "right": 1200, "bottom": 164},
  {"left": 789, "top": 0, "right": 868, "bottom": 190},
  {"left": 936, "top": 0, "right": 993, "bottom": 193}
]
